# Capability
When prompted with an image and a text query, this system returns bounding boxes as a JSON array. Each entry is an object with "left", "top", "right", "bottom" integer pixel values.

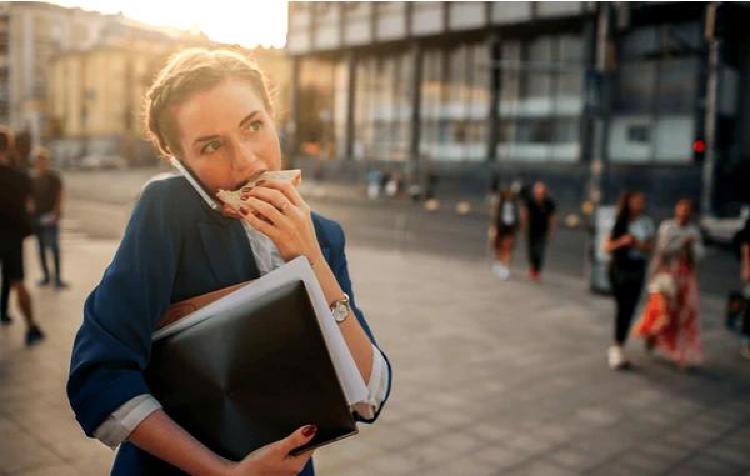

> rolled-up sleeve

[
  {"left": 329, "top": 222, "right": 393, "bottom": 423},
  {"left": 67, "top": 181, "right": 180, "bottom": 437}
]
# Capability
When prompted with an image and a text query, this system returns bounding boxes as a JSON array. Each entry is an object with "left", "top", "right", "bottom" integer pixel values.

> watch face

[{"left": 333, "top": 303, "right": 347, "bottom": 322}]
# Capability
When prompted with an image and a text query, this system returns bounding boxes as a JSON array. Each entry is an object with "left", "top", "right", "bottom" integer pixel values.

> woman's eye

[
  {"left": 247, "top": 120, "right": 263, "bottom": 132},
  {"left": 201, "top": 140, "right": 221, "bottom": 154}
]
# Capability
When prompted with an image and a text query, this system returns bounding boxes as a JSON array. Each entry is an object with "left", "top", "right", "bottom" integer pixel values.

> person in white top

[
  {"left": 489, "top": 188, "right": 521, "bottom": 280},
  {"left": 633, "top": 198, "right": 705, "bottom": 368}
]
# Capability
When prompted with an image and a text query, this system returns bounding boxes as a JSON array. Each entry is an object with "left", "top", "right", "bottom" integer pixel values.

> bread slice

[{"left": 217, "top": 170, "right": 302, "bottom": 212}]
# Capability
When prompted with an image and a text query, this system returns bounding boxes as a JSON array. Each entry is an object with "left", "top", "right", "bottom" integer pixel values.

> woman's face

[
  {"left": 628, "top": 193, "right": 645, "bottom": 216},
  {"left": 675, "top": 200, "right": 692, "bottom": 223},
  {"left": 173, "top": 78, "right": 281, "bottom": 194}
]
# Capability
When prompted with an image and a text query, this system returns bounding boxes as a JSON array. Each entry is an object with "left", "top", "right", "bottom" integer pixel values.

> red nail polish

[{"left": 302, "top": 425, "right": 317, "bottom": 437}]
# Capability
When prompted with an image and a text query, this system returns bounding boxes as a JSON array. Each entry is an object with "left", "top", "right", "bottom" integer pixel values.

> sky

[{"left": 51, "top": 0, "right": 288, "bottom": 48}]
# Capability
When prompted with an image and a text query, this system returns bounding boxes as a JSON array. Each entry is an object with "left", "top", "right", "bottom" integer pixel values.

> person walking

[
  {"left": 521, "top": 181, "right": 557, "bottom": 281},
  {"left": 31, "top": 146, "right": 68, "bottom": 289},
  {"left": 604, "top": 192, "right": 654, "bottom": 369},
  {"left": 633, "top": 198, "right": 704, "bottom": 368},
  {"left": 735, "top": 217, "right": 750, "bottom": 359},
  {"left": 0, "top": 126, "right": 44, "bottom": 344},
  {"left": 490, "top": 188, "right": 521, "bottom": 280}
]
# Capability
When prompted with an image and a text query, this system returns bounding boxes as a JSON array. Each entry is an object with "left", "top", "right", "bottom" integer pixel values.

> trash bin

[
  {"left": 588, "top": 205, "right": 615, "bottom": 294},
  {"left": 367, "top": 170, "right": 383, "bottom": 200}
]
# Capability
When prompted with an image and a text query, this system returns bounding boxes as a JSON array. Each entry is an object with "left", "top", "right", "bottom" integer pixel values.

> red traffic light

[{"left": 693, "top": 139, "right": 706, "bottom": 154}]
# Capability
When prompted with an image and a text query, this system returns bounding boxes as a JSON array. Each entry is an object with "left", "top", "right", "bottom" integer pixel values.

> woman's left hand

[{"left": 237, "top": 179, "right": 323, "bottom": 263}]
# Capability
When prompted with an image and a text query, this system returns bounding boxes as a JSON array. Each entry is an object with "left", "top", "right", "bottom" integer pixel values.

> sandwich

[{"left": 217, "top": 169, "right": 301, "bottom": 212}]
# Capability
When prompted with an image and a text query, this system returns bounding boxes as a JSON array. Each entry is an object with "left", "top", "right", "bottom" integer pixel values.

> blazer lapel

[{"left": 198, "top": 220, "right": 259, "bottom": 286}]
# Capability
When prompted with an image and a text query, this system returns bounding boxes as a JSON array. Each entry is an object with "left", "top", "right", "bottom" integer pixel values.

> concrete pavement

[{"left": 1, "top": 184, "right": 749, "bottom": 475}]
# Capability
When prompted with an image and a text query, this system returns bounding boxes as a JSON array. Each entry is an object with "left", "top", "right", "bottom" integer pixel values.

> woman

[
  {"left": 67, "top": 49, "right": 391, "bottom": 476},
  {"left": 633, "top": 198, "right": 704, "bottom": 368},
  {"left": 735, "top": 217, "right": 750, "bottom": 359},
  {"left": 490, "top": 188, "right": 520, "bottom": 280},
  {"left": 604, "top": 192, "right": 654, "bottom": 369}
]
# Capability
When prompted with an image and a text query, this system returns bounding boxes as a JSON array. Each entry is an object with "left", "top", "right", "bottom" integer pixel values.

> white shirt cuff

[
  {"left": 352, "top": 344, "right": 390, "bottom": 420},
  {"left": 93, "top": 394, "right": 162, "bottom": 449}
]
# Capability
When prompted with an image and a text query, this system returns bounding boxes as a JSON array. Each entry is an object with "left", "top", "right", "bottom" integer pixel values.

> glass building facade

[
  {"left": 286, "top": 1, "right": 750, "bottom": 217},
  {"left": 420, "top": 43, "right": 490, "bottom": 161},
  {"left": 497, "top": 34, "right": 585, "bottom": 162},
  {"left": 353, "top": 51, "right": 413, "bottom": 161},
  {"left": 608, "top": 22, "right": 702, "bottom": 163}
]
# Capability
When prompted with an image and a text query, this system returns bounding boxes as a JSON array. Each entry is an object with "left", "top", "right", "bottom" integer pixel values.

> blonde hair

[{"left": 144, "top": 48, "right": 273, "bottom": 157}]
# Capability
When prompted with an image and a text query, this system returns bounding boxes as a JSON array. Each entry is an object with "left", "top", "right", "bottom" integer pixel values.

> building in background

[
  {"left": 47, "top": 19, "right": 210, "bottom": 167},
  {"left": 285, "top": 1, "right": 750, "bottom": 218},
  {"left": 48, "top": 37, "right": 289, "bottom": 167},
  {"left": 0, "top": 1, "right": 115, "bottom": 147},
  {"left": 0, "top": 1, "right": 290, "bottom": 167}
]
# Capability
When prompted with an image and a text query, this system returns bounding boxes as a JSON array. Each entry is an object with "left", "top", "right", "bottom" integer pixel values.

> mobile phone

[{"left": 168, "top": 156, "right": 220, "bottom": 211}]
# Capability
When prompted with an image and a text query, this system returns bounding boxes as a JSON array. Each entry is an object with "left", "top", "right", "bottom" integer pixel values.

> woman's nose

[{"left": 232, "top": 141, "right": 266, "bottom": 178}]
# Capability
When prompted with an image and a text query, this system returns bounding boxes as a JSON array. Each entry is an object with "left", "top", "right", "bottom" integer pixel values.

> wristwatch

[{"left": 330, "top": 293, "right": 351, "bottom": 323}]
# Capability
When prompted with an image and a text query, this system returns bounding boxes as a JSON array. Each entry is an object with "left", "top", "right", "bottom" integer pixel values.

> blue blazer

[{"left": 67, "top": 175, "right": 391, "bottom": 476}]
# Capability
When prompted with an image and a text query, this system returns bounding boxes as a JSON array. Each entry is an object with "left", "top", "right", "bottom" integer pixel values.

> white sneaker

[
  {"left": 491, "top": 263, "right": 509, "bottom": 280},
  {"left": 491, "top": 262, "right": 502, "bottom": 276},
  {"left": 608, "top": 345, "right": 624, "bottom": 369}
]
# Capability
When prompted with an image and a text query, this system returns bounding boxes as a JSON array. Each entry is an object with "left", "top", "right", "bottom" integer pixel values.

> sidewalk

[{"left": 1, "top": 221, "right": 749, "bottom": 475}]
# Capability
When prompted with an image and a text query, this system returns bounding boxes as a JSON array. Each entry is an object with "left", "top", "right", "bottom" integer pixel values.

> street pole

[
  {"left": 702, "top": 2, "right": 718, "bottom": 216},
  {"left": 589, "top": 2, "right": 611, "bottom": 207}
]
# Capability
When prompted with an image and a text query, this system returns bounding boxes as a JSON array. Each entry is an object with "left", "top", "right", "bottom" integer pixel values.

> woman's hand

[
  {"left": 619, "top": 234, "right": 635, "bottom": 247},
  {"left": 224, "top": 425, "right": 316, "bottom": 476},
  {"left": 236, "top": 179, "right": 322, "bottom": 263}
]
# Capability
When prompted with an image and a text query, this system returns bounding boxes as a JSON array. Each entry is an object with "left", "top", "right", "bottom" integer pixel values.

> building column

[
  {"left": 345, "top": 50, "right": 356, "bottom": 160},
  {"left": 588, "top": 2, "right": 613, "bottom": 206},
  {"left": 287, "top": 56, "right": 300, "bottom": 168},
  {"left": 409, "top": 41, "right": 422, "bottom": 164},
  {"left": 487, "top": 32, "right": 500, "bottom": 162}
]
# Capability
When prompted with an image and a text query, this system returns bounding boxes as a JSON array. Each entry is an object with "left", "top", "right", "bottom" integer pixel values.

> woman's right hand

[
  {"left": 619, "top": 234, "right": 635, "bottom": 247},
  {"left": 224, "top": 425, "right": 317, "bottom": 476}
]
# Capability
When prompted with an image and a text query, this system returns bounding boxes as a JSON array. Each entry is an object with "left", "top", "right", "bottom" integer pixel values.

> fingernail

[{"left": 302, "top": 425, "right": 317, "bottom": 437}]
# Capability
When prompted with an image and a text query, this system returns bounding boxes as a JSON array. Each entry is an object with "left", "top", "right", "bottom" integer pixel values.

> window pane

[
  {"left": 525, "top": 37, "right": 553, "bottom": 98},
  {"left": 516, "top": 117, "right": 553, "bottom": 143},
  {"left": 621, "top": 27, "right": 659, "bottom": 59},
  {"left": 615, "top": 61, "right": 656, "bottom": 113},
  {"left": 657, "top": 57, "right": 697, "bottom": 114}
]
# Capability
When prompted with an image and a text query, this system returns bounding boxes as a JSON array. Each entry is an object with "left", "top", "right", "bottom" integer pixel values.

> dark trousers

[
  {"left": 527, "top": 234, "right": 547, "bottom": 272},
  {"left": 36, "top": 224, "right": 62, "bottom": 283},
  {"left": 744, "top": 298, "right": 750, "bottom": 339},
  {"left": 0, "top": 272, "right": 9, "bottom": 317},
  {"left": 609, "top": 262, "right": 646, "bottom": 345}
]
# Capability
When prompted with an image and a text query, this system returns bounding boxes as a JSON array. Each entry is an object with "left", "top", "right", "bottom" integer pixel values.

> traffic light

[{"left": 693, "top": 138, "right": 706, "bottom": 162}]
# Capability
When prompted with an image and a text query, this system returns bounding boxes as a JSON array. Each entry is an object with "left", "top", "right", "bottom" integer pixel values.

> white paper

[{"left": 152, "top": 256, "right": 370, "bottom": 407}]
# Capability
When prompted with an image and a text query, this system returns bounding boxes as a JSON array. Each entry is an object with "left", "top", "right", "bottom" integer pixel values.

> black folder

[{"left": 145, "top": 279, "right": 357, "bottom": 460}]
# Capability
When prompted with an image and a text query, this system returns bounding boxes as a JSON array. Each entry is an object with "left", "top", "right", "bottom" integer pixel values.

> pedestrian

[
  {"left": 521, "top": 181, "right": 557, "bottom": 281},
  {"left": 490, "top": 188, "right": 521, "bottom": 280},
  {"left": 31, "top": 146, "right": 68, "bottom": 289},
  {"left": 633, "top": 198, "right": 704, "bottom": 368},
  {"left": 604, "top": 192, "right": 654, "bottom": 369},
  {"left": 0, "top": 126, "right": 44, "bottom": 344},
  {"left": 734, "top": 217, "right": 750, "bottom": 359},
  {"left": 67, "top": 48, "right": 391, "bottom": 475}
]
